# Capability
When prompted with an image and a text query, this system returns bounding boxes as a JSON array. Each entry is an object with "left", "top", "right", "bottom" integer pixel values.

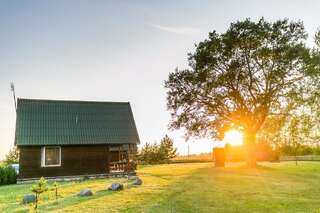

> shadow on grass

[
  {"left": 135, "top": 163, "right": 295, "bottom": 212},
  {"left": 225, "top": 162, "right": 277, "bottom": 170},
  {"left": 19, "top": 179, "right": 127, "bottom": 212},
  {"left": 36, "top": 177, "right": 148, "bottom": 212},
  {"left": 43, "top": 166, "right": 210, "bottom": 212},
  {"left": 13, "top": 163, "right": 282, "bottom": 212},
  {"left": 136, "top": 172, "right": 176, "bottom": 181},
  {"left": 13, "top": 166, "right": 241, "bottom": 213},
  {"left": 37, "top": 186, "right": 126, "bottom": 212}
]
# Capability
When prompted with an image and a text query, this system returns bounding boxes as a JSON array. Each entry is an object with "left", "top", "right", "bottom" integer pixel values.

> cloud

[{"left": 149, "top": 23, "right": 201, "bottom": 35}]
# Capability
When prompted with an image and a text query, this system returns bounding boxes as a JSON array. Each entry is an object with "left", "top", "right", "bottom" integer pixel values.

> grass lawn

[{"left": 1, "top": 162, "right": 320, "bottom": 212}]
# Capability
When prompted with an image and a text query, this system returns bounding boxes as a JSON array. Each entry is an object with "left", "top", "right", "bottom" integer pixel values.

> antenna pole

[
  {"left": 10, "top": 82, "right": 17, "bottom": 112},
  {"left": 187, "top": 143, "right": 190, "bottom": 159}
]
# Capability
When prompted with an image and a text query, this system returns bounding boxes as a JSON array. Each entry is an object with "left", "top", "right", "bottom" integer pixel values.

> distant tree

[
  {"left": 284, "top": 114, "right": 315, "bottom": 164},
  {"left": 258, "top": 102, "right": 320, "bottom": 159},
  {"left": 159, "top": 135, "right": 177, "bottom": 163},
  {"left": 288, "top": 116, "right": 301, "bottom": 165},
  {"left": 138, "top": 142, "right": 159, "bottom": 164},
  {"left": 165, "top": 18, "right": 320, "bottom": 167},
  {"left": 4, "top": 147, "right": 19, "bottom": 165},
  {"left": 138, "top": 135, "right": 177, "bottom": 164}
]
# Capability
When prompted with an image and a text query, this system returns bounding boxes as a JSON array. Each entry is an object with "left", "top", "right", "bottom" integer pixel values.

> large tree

[{"left": 165, "top": 18, "right": 320, "bottom": 167}]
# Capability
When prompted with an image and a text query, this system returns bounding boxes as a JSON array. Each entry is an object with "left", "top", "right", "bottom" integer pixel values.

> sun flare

[{"left": 223, "top": 130, "right": 244, "bottom": 146}]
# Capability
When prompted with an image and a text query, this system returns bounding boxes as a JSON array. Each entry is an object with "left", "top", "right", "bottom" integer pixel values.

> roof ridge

[{"left": 17, "top": 98, "right": 130, "bottom": 104}]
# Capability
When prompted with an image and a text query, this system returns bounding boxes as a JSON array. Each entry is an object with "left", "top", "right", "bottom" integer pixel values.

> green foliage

[
  {"left": 159, "top": 135, "right": 177, "bottom": 163},
  {"left": 0, "top": 165, "right": 17, "bottom": 185},
  {"left": 138, "top": 142, "right": 160, "bottom": 164},
  {"left": 4, "top": 146, "right": 19, "bottom": 165},
  {"left": 32, "top": 177, "right": 48, "bottom": 210},
  {"left": 280, "top": 144, "right": 313, "bottom": 156},
  {"left": 138, "top": 135, "right": 177, "bottom": 164},
  {"left": 315, "top": 30, "right": 320, "bottom": 48},
  {"left": 165, "top": 18, "right": 320, "bottom": 166},
  {"left": 32, "top": 177, "right": 48, "bottom": 194},
  {"left": 258, "top": 111, "right": 320, "bottom": 157}
]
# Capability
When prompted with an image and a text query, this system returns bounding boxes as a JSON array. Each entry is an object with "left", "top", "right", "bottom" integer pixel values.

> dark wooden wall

[{"left": 18, "top": 145, "right": 111, "bottom": 179}]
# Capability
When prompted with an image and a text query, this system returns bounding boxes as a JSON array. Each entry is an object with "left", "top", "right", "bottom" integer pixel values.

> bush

[
  {"left": 0, "top": 165, "right": 17, "bottom": 185},
  {"left": 138, "top": 135, "right": 177, "bottom": 164},
  {"left": 32, "top": 177, "right": 48, "bottom": 210}
]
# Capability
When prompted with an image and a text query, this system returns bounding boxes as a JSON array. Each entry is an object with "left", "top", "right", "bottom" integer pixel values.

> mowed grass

[{"left": 1, "top": 162, "right": 320, "bottom": 212}]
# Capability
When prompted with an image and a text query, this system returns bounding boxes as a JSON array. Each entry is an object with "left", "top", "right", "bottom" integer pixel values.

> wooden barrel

[{"left": 213, "top": 148, "right": 226, "bottom": 167}]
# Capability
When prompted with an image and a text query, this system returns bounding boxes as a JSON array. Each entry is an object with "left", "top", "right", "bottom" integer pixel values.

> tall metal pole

[
  {"left": 10, "top": 82, "right": 17, "bottom": 112},
  {"left": 187, "top": 143, "right": 190, "bottom": 159}
]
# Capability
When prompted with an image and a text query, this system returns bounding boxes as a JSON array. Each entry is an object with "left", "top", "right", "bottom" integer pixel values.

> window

[{"left": 41, "top": 146, "right": 61, "bottom": 167}]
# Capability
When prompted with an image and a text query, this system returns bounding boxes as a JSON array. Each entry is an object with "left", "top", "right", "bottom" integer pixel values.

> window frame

[{"left": 41, "top": 146, "right": 61, "bottom": 167}]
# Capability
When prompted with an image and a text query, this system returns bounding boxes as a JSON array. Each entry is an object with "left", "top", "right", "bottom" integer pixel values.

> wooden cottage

[{"left": 15, "top": 98, "right": 140, "bottom": 180}]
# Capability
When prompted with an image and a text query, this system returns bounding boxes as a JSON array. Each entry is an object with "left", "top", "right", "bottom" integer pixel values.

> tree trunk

[
  {"left": 244, "top": 130, "right": 257, "bottom": 167},
  {"left": 35, "top": 194, "right": 38, "bottom": 210}
]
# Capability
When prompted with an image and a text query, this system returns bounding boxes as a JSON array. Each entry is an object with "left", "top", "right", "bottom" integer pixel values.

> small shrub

[
  {"left": 0, "top": 165, "right": 17, "bottom": 185},
  {"left": 32, "top": 177, "right": 48, "bottom": 210}
]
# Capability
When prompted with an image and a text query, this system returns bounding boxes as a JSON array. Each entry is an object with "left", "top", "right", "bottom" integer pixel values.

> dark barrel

[{"left": 213, "top": 148, "right": 226, "bottom": 167}]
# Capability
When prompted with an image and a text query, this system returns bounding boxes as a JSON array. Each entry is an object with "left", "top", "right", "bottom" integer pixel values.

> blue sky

[{"left": 1, "top": 0, "right": 320, "bottom": 159}]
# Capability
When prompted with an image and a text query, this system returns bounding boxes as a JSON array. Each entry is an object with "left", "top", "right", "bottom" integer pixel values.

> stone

[
  {"left": 128, "top": 175, "right": 139, "bottom": 181},
  {"left": 78, "top": 189, "right": 93, "bottom": 196},
  {"left": 132, "top": 178, "right": 142, "bottom": 186},
  {"left": 22, "top": 195, "right": 36, "bottom": 204},
  {"left": 108, "top": 182, "right": 124, "bottom": 191}
]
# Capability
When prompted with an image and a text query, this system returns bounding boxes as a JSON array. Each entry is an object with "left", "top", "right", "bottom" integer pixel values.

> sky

[{"left": 1, "top": 0, "right": 320, "bottom": 160}]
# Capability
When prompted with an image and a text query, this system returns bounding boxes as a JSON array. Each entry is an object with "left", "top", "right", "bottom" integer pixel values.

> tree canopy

[
  {"left": 4, "top": 147, "right": 19, "bottom": 165},
  {"left": 165, "top": 18, "right": 320, "bottom": 166}
]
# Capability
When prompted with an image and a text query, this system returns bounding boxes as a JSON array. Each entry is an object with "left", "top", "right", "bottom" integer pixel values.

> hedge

[{"left": 0, "top": 165, "right": 17, "bottom": 185}]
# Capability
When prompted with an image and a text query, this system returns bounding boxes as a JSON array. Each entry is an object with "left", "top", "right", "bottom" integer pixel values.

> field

[
  {"left": 171, "top": 153, "right": 212, "bottom": 163},
  {"left": 1, "top": 162, "right": 320, "bottom": 212}
]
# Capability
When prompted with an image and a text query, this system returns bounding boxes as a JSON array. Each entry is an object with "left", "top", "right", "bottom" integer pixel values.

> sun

[{"left": 223, "top": 130, "right": 244, "bottom": 146}]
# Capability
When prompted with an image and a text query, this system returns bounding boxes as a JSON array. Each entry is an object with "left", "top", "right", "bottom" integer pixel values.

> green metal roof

[{"left": 15, "top": 98, "right": 140, "bottom": 146}]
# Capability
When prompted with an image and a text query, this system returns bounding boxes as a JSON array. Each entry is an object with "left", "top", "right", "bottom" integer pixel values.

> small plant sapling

[
  {"left": 31, "top": 177, "right": 48, "bottom": 210},
  {"left": 53, "top": 181, "right": 58, "bottom": 200}
]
